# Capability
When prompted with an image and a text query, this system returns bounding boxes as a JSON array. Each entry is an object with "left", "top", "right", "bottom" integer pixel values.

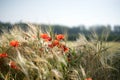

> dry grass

[{"left": 0, "top": 24, "right": 120, "bottom": 80}]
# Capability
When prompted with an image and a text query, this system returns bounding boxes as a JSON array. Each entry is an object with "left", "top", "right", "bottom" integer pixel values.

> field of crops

[{"left": 0, "top": 24, "right": 120, "bottom": 80}]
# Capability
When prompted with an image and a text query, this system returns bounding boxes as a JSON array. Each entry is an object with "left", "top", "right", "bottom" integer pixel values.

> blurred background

[{"left": 0, "top": 0, "right": 120, "bottom": 41}]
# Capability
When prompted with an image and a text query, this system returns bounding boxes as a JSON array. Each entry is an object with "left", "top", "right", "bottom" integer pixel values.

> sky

[{"left": 0, "top": 0, "right": 120, "bottom": 27}]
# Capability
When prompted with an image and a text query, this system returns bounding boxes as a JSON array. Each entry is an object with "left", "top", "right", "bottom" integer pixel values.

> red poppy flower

[
  {"left": 40, "top": 34, "right": 49, "bottom": 39},
  {"left": 59, "top": 44, "right": 69, "bottom": 52},
  {"left": 9, "top": 61, "right": 19, "bottom": 70},
  {"left": 48, "top": 44, "right": 54, "bottom": 48},
  {"left": 56, "top": 34, "right": 64, "bottom": 40},
  {"left": 85, "top": 78, "right": 92, "bottom": 80},
  {"left": 0, "top": 53, "right": 8, "bottom": 58},
  {"left": 53, "top": 40, "right": 59, "bottom": 46},
  {"left": 40, "top": 34, "right": 52, "bottom": 41},
  {"left": 45, "top": 37, "right": 52, "bottom": 41},
  {"left": 63, "top": 47, "right": 69, "bottom": 52},
  {"left": 10, "top": 40, "right": 19, "bottom": 47}
]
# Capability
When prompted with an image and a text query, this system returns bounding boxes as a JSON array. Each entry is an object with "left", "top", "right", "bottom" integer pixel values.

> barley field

[{"left": 0, "top": 24, "right": 120, "bottom": 80}]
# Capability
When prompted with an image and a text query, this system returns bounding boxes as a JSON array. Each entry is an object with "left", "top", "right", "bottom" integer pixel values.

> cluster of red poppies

[
  {"left": 0, "top": 34, "right": 69, "bottom": 70},
  {"left": 40, "top": 34, "right": 69, "bottom": 52},
  {"left": 0, "top": 40, "right": 19, "bottom": 69}
]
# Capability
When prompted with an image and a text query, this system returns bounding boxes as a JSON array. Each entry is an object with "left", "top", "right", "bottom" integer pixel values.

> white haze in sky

[{"left": 0, "top": 0, "right": 120, "bottom": 27}]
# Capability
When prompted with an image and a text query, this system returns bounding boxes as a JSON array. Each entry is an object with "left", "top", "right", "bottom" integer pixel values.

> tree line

[{"left": 0, "top": 21, "right": 120, "bottom": 41}]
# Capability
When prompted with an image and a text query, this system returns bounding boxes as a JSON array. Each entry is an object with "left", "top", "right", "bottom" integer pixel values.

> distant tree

[
  {"left": 13, "top": 22, "right": 28, "bottom": 31},
  {"left": 52, "top": 25, "right": 68, "bottom": 34},
  {"left": 0, "top": 21, "right": 12, "bottom": 33},
  {"left": 0, "top": 21, "right": 120, "bottom": 41},
  {"left": 114, "top": 25, "right": 120, "bottom": 33}
]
